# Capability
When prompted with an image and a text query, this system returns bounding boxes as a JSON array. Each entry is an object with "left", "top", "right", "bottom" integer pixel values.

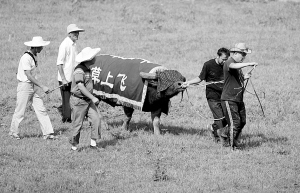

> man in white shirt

[
  {"left": 57, "top": 24, "right": 85, "bottom": 123},
  {"left": 9, "top": 36, "right": 55, "bottom": 140}
]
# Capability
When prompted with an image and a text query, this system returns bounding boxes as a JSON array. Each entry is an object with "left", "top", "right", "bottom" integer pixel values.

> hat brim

[
  {"left": 76, "top": 48, "right": 101, "bottom": 64},
  {"left": 24, "top": 41, "right": 50, "bottom": 47},
  {"left": 230, "top": 48, "right": 252, "bottom": 54},
  {"left": 68, "top": 28, "right": 85, "bottom": 34}
]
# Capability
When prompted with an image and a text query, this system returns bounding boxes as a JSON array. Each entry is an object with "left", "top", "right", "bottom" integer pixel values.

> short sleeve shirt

[
  {"left": 71, "top": 64, "right": 93, "bottom": 98},
  {"left": 199, "top": 59, "right": 224, "bottom": 100},
  {"left": 56, "top": 37, "right": 77, "bottom": 82},
  {"left": 17, "top": 52, "right": 37, "bottom": 82},
  {"left": 221, "top": 57, "right": 244, "bottom": 102}
]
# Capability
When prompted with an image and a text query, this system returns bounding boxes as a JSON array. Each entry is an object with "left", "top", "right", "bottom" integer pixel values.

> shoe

[
  {"left": 90, "top": 139, "right": 97, "bottom": 147},
  {"left": 71, "top": 146, "right": 78, "bottom": 151},
  {"left": 220, "top": 137, "right": 230, "bottom": 147},
  {"left": 43, "top": 134, "right": 57, "bottom": 140},
  {"left": 207, "top": 124, "right": 220, "bottom": 143},
  {"left": 62, "top": 118, "right": 72, "bottom": 123},
  {"left": 9, "top": 132, "right": 20, "bottom": 140},
  {"left": 89, "top": 145, "right": 103, "bottom": 151}
]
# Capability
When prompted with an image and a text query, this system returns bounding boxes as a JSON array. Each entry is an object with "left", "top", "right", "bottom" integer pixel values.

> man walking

[
  {"left": 56, "top": 24, "right": 85, "bottom": 123},
  {"left": 219, "top": 43, "right": 258, "bottom": 148},
  {"left": 9, "top": 36, "right": 55, "bottom": 140},
  {"left": 69, "top": 47, "right": 102, "bottom": 151},
  {"left": 183, "top": 48, "right": 230, "bottom": 142}
]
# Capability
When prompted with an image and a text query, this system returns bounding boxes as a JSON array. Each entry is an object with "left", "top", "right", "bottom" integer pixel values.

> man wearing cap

[
  {"left": 218, "top": 43, "right": 258, "bottom": 148},
  {"left": 56, "top": 24, "right": 85, "bottom": 123},
  {"left": 183, "top": 47, "right": 230, "bottom": 143},
  {"left": 9, "top": 36, "right": 55, "bottom": 140},
  {"left": 69, "top": 47, "right": 102, "bottom": 151}
]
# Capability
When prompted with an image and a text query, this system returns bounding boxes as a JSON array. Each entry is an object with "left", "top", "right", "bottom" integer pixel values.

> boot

[
  {"left": 207, "top": 124, "right": 220, "bottom": 143},
  {"left": 232, "top": 130, "right": 242, "bottom": 149},
  {"left": 217, "top": 126, "right": 230, "bottom": 147}
]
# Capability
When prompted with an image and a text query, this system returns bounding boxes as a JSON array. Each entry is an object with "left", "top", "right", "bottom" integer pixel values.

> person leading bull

[{"left": 183, "top": 48, "right": 230, "bottom": 143}]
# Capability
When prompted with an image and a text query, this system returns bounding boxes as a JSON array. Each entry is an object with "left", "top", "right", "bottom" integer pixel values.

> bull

[{"left": 91, "top": 54, "right": 186, "bottom": 135}]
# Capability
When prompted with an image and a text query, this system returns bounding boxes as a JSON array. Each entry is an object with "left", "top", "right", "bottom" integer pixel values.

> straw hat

[
  {"left": 67, "top": 24, "right": 85, "bottom": 34},
  {"left": 76, "top": 47, "right": 101, "bottom": 63},
  {"left": 24, "top": 36, "right": 50, "bottom": 47},
  {"left": 230, "top": 43, "right": 252, "bottom": 54}
]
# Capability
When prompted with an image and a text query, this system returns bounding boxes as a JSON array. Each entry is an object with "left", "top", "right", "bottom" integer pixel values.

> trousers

[
  {"left": 221, "top": 100, "right": 246, "bottom": 134},
  {"left": 58, "top": 81, "right": 72, "bottom": 121},
  {"left": 207, "top": 99, "right": 227, "bottom": 131},
  {"left": 69, "top": 95, "right": 101, "bottom": 146},
  {"left": 10, "top": 82, "right": 54, "bottom": 135}
]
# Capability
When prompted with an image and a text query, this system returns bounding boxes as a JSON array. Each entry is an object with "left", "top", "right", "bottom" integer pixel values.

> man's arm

[
  {"left": 24, "top": 70, "right": 49, "bottom": 93},
  {"left": 57, "top": 43, "right": 68, "bottom": 85},
  {"left": 187, "top": 77, "right": 202, "bottom": 85},
  {"left": 229, "top": 62, "right": 258, "bottom": 69},
  {"left": 57, "top": 64, "right": 68, "bottom": 85},
  {"left": 77, "top": 83, "right": 99, "bottom": 105}
]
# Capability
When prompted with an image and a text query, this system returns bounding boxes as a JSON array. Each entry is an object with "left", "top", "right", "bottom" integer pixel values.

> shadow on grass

[
  {"left": 21, "top": 127, "right": 69, "bottom": 139},
  {"left": 77, "top": 133, "right": 137, "bottom": 152},
  {"left": 108, "top": 120, "right": 207, "bottom": 136},
  {"left": 239, "top": 133, "right": 289, "bottom": 150}
]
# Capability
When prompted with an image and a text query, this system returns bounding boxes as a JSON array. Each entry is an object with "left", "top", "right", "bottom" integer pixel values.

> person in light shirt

[
  {"left": 56, "top": 24, "right": 85, "bottom": 123},
  {"left": 9, "top": 36, "right": 55, "bottom": 140}
]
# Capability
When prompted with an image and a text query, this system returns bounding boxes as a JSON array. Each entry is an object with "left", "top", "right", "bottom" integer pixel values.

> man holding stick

[
  {"left": 9, "top": 36, "right": 55, "bottom": 140},
  {"left": 219, "top": 43, "right": 258, "bottom": 148}
]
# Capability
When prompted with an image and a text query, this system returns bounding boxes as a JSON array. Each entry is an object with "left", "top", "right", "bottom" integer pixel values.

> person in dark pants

[
  {"left": 69, "top": 47, "right": 102, "bottom": 151},
  {"left": 56, "top": 24, "right": 85, "bottom": 123},
  {"left": 219, "top": 43, "right": 258, "bottom": 148},
  {"left": 183, "top": 48, "right": 230, "bottom": 142}
]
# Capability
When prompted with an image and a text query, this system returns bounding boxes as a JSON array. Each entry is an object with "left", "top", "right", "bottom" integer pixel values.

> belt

[{"left": 71, "top": 93, "right": 89, "bottom": 100}]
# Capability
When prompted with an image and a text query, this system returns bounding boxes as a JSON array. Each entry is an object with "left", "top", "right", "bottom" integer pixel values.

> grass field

[{"left": 1, "top": 0, "right": 300, "bottom": 192}]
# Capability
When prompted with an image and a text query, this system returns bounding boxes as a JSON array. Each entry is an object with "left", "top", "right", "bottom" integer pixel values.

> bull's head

[{"left": 140, "top": 70, "right": 186, "bottom": 99}]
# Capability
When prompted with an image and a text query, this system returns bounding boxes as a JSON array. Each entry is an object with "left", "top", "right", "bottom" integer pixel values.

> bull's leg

[
  {"left": 122, "top": 106, "right": 134, "bottom": 131},
  {"left": 151, "top": 109, "right": 162, "bottom": 135}
]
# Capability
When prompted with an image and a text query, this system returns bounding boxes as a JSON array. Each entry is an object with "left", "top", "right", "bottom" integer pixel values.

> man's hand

[
  {"left": 251, "top": 62, "right": 258, "bottom": 67},
  {"left": 42, "top": 86, "right": 50, "bottom": 94},
  {"left": 244, "top": 73, "right": 251, "bottom": 79},
  {"left": 62, "top": 79, "right": 68, "bottom": 85},
  {"left": 92, "top": 97, "right": 100, "bottom": 105},
  {"left": 181, "top": 82, "right": 190, "bottom": 88},
  {"left": 61, "top": 79, "right": 69, "bottom": 90}
]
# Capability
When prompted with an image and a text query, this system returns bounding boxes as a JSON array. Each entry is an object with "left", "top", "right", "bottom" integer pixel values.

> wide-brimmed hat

[
  {"left": 67, "top": 24, "right": 85, "bottom": 34},
  {"left": 76, "top": 47, "right": 101, "bottom": 63},
  {"left": 24, "top": 36, "right": 50, "bottom": 47},
  {"left": 230, "top": 43, "right": 252, "bottom": 54}
]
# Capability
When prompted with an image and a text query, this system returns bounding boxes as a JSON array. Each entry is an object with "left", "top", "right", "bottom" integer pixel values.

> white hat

[
  {"left": 230, "top": 43, "right": 252, "bottom": 54},
  {"left": 76, "top": 47, "right": 101, "bottom": 63},
  {"left": 24, "top": 36, "right": 50, "bottom": 47},
  {"left": 67, "top": 24, "right": 85, "bottom": 34}
]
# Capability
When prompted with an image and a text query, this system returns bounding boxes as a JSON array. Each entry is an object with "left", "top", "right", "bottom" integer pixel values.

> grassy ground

[{"left": 1, "top": 0, "right": 300, "bottom": 192}]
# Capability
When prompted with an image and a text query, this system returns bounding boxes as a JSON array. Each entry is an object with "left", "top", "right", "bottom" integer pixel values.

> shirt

[
  {"left": 221, "top": 57, "right": 245, "bottom": 102},
  {"left": 17, "top": 52, "right": 37, "bottom": 82},
  {"left": 199, "top": 59, "right": 224, "bottom": 100},
  {"left": 71, "top": 64, "right": 93, "bottom": 98},
  {"left": 56, "top": 37, "right": 77, "bottom": 82}
]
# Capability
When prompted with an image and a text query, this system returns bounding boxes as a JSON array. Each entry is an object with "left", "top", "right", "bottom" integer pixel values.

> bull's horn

[{"left": 140, "top": 72, "right": 157, "bottom": 79}]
